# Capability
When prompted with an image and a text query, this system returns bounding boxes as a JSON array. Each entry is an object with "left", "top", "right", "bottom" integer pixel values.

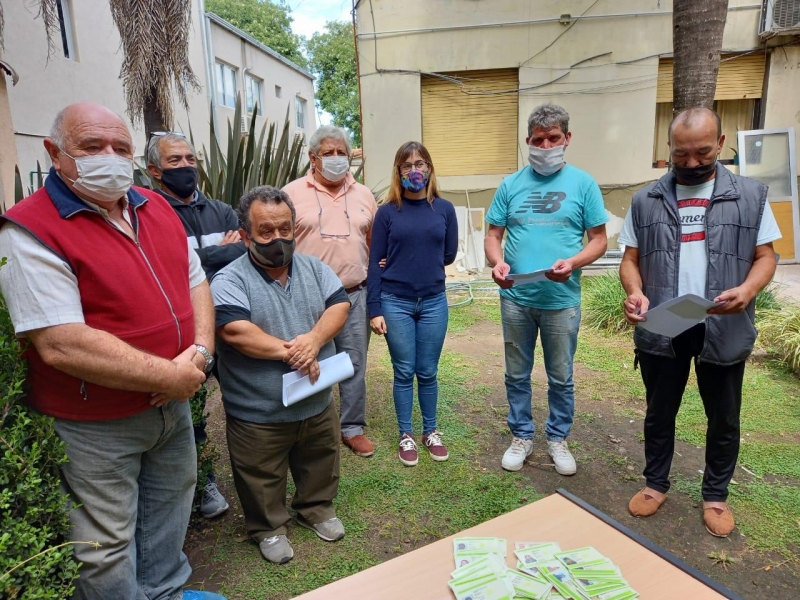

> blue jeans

[
  {"left": 382, "top": 292, "right": 449, "bottom": 436},
  {"left": 500, "top": 296, "right": 580, "bottom": 442},
  {"left": 54, "top": 401, "right": 196, "bottom": 600}
]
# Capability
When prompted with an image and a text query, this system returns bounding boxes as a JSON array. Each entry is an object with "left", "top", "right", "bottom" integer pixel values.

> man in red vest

[{"left": 0, "top": 103, "right": 223, "bottom": 600}]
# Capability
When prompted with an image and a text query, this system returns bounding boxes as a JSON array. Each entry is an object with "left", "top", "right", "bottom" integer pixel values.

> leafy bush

[
  {"left": 581, "top": 272, "right": 631, "bottom": 334},
  {"left": 190, "top": 383, "right": 219, "bottom": 510},
  {"left": 755, "top": 280, "right": 782, "bottom": 315},
  {"left": 0, "top": 259, "right": 81, "bottom": 598},
  {"left": 583, "top": 272, "right": 786, "bottom": 333},
  {"left": 756, "top": 302, "right": 800, "bottom": 373}
]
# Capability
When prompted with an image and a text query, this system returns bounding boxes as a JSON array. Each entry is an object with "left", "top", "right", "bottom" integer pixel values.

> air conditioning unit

[{"left": 760, "top": 0, "right": 800, "bottom": 38}]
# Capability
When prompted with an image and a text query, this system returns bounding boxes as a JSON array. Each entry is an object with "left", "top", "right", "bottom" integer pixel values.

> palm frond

[
  {"left": 31, "top": 0, "right": 59, "bottom": 61},
  {"left": 109, "top": 0, "right": 199, "bottom": 129},
  {"left": 0, "top": 2, "right": 5, "bottom": 53}
]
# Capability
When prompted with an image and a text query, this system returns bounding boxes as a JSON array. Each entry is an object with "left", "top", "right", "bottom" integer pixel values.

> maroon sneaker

[
  {"left": 398, "top": 433, "right": 418, "bottom": 466},
  {"left": 422, "top": 430, "right": 449, "bottom": 461}
]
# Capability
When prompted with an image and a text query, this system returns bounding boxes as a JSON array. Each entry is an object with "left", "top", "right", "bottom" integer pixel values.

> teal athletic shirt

[{"left": 486, "top": 163, "right": 608, "bottom": 310}]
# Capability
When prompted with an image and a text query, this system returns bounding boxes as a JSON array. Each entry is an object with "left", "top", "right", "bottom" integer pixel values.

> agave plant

[
  {"left": 137, "top": 94, "right": 309, "bottom": 207},
  {"left": 191, "top": 94, "right": 309, "bottom": 208},
  {"left": 11, "top": 162, "right": 44, "bottom": 207}
]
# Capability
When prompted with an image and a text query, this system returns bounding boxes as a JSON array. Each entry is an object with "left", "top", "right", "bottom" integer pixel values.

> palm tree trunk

[
  {"left": 672, "top": 0, "right": 729, "bottom": 114},
  {"left": 143, "top": 85, "right": 169, "bottom": 137}
]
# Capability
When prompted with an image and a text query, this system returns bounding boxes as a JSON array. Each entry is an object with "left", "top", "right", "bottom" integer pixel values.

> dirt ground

[{"left": 184, "top": 318, "right": 798, "bottom": 599}]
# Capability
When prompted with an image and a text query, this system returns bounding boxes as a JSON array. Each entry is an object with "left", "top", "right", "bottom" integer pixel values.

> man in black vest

[{"left": 618, "top": 107, "right": 781, "bottom": 537}]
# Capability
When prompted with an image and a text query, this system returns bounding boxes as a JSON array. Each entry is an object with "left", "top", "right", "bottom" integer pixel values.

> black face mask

[
  {"left": 159, "top": 166, "right": 199, "bottom": 199},
  {"left": 249, "top": 237, "right": 295, "bottom": 268},
  {"left": 672, "top": 161, "right": 717, "bottom": 186}
]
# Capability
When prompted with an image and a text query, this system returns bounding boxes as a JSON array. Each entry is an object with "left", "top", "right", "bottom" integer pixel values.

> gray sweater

[{"left": 210, "top": 252, "right": 348, "bottom": 423}]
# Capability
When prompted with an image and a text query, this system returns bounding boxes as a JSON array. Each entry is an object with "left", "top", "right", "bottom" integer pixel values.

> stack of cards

[
  {"left": 448, "top": 538, "right": 638, "bottom": 600},
  {"left": 449, "top": 538, "right": 514, "bottom": 600}
]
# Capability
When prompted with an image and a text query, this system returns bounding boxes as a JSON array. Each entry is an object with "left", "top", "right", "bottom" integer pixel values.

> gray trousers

[
  {"left": 54, "top": 402, "right": 195, "bottom": 600},
  {"left": 335, "top": 287, "right": 370, "bottom": 437}
]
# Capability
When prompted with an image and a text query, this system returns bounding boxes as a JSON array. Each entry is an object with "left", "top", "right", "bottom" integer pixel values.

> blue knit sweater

[{"left": 367, "top": 196, "right": 458, "bottom": 318}]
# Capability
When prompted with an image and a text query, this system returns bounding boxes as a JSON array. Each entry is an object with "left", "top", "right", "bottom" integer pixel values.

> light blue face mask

[{"left": 528, "top": 144, "right": 565, "bottom": 176}]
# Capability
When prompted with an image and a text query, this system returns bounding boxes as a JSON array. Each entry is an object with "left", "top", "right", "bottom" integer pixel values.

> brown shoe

[
  {"left": 628, "top": 489, "right": 667, "bottom": 517},
  {"left": 704, "top": 505, "right": 735, "bottom": 537},
  {"left": 342, "top": 434, "right": 375, "bottom": 457}
]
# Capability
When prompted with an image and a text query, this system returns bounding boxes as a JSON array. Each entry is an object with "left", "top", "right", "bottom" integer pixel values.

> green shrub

[
  {"left": 583, "top": 272, "right": 786, "bottom": 335},
  {"left": 755, "top": 280, "right": 782, "bottom": 315},
  {"left": 581, "top": 272, "right": 631, "bottom": 334},
  {"left": 190, "top": 384, "right": 219, "bottom": 511},
  {"left": 757, "top": 303, "right": 800, "bottom": 373},
  {"left": 0, "top": 259, "right": 81, "bottom": 598}
]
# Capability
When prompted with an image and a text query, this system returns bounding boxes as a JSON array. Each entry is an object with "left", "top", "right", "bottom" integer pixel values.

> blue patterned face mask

[{"left": 401, "top": 170, "right": 430, "bottom": 193}]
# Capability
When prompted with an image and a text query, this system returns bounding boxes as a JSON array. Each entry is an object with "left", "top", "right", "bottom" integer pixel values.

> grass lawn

[{"left": 189, "top": 296, "right": 799, "bottom": 598}]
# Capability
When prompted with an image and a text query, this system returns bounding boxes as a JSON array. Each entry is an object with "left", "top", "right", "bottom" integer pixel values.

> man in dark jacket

[
  {"left": 147, "top": 132, "right": 246, "bottom": 519},
  {"left": 619, "top": 107, "right": 781, "bottom": 538}
]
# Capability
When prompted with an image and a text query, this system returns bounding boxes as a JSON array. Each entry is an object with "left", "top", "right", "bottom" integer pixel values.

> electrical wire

[{"left": 520, "top": 0, "right": 602, "bottom": 67}]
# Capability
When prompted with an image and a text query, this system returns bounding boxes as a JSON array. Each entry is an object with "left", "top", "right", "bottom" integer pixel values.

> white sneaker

[
  {"left": 501, "top": 437, "right": 533, "bottom": 472},
  {"left": 548, "top": 440, "right": 577, "bottom": 476}
]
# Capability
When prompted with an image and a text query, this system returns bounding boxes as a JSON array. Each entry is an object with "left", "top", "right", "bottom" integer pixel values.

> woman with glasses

[{"left": 367, "top": 142, "right": 458, "bottom": 466}]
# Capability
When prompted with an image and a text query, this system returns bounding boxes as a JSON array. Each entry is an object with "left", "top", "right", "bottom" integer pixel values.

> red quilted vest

[{"left": 1, "top": 180, "right": 195, "bottom": 420}]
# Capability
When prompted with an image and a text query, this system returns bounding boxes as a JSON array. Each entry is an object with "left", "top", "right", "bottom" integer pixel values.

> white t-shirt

[{"left": 618, "top": 180, "right": 782, "bottom": 297}]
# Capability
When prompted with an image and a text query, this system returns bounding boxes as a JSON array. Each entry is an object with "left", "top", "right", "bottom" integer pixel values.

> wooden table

[{"left": 294, "top": 489, "right": 741, "bottom": 600}]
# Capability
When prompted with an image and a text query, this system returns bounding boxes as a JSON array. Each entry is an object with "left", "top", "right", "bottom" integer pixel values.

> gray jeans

[
  {"left": 335, "top": 286, "right": 370, "bottom": 437},
  {"left": 54, "top": 401, "right": 196, "bottom": 600}
]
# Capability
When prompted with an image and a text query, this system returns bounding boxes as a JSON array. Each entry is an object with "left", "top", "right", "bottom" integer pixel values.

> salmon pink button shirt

[{"left": 283, "top": 171, "right": 377, "bottom": 289}]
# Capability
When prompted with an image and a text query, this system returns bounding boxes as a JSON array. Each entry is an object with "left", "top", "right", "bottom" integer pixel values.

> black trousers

[{"left": 637, "top": 324, "right": 745, "bottom": 502}]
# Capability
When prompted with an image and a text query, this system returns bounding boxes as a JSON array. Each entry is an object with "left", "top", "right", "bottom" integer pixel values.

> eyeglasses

[
  {"left": 314, "top": 188, "right": 350, "bottom": 239},
  {"left": 399, "top": 160, "right": 429, "bottom": 174}
]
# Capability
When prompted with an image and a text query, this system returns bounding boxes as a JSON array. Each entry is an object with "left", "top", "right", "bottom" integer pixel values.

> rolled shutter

[
  {"left": 422, "top": 69, "right": 519, "bottom": 176},
  {"left": 656, "top": 53, "right": 765, "bottom": 103}
]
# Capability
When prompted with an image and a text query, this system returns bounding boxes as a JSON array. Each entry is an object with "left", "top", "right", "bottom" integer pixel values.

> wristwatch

[{"left": 195, "top": 344, "right": 215, "bottom": 375}]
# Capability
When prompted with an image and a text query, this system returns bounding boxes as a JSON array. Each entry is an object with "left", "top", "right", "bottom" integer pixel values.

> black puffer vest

[{"left": 630, "top": 164, "right": 767, "bottom": 365}]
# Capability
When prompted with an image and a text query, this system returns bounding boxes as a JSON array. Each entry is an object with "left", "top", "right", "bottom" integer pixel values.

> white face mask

[
  {"left": 63, "top": 152, "right": 134, "bottom": 204},
  {"left": 528, "top": 145, "right": 566, "bottom": 176},
  {"left": 317, "top": 155, "right": 350, "bottom": 182}
]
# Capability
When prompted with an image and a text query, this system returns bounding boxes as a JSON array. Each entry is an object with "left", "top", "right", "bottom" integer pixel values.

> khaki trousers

[{"left": 226, "top": 402, "right": 340, "bottom": 541}]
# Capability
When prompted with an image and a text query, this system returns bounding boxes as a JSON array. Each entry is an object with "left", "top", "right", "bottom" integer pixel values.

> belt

[{"left": 345, "top": 280, "right": 367, "bottom": 294}]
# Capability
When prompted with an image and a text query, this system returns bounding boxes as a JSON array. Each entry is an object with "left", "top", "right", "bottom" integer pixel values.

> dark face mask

[
  {"left": 159, "top": 166, "right": 199, "bottom": 199},
  {"left": 249, "top": 237, "right": 295, "bottom": 268},
  {"left": 672, "top": 161, "right": 717, "bottom": 186}
]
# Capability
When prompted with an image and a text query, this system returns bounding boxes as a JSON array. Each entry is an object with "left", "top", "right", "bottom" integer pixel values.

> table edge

[{"left": 556, "top": 488, "right": 744, "bottom": 600}]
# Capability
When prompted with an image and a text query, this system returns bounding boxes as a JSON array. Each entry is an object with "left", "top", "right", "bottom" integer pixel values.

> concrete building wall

[
  {"left": 208, "top": 17, "right": 316, "bottom": 152},
  {"left": 3, "top": 0, "right": 210, "bottom": 186},
  {"left": 356, "top": 0, "right": 770, "bottom": 191}
]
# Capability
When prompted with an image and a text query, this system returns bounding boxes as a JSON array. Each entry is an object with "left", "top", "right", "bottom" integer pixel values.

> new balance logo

[{"left": 515, "top": 191, "right": 567, "bottom": 215}]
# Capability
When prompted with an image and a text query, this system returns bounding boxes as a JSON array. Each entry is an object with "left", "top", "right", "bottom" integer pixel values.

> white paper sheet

[
  {"left": 507, "top": 269, "right": 552, "bottom": 286},
  {"left": 636, "top": 294, "right": 724, "bottom": 338},
  {"left": 282, "top": 352, "right": 355, "bottom": 407}
]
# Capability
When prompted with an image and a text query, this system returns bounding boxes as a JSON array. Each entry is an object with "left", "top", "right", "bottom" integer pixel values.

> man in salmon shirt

[
  {"left": 283, "top": 125, "right": 377, "bottom": 458},
  {"left": 0, "top": 103, "right": 223, "bottom": 600}
]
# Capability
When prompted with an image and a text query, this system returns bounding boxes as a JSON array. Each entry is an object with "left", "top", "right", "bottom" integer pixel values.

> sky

[
  {"left": 289, "top": 0, "right": 353, "bottom": 41},
  {"left": 288, "top": 0, "right": 354, "bottom": 126}
]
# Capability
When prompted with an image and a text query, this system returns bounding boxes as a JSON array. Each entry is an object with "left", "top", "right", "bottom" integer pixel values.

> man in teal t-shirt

[{"left": 485, "top": 103, "right": 608, "bottom": 476}]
